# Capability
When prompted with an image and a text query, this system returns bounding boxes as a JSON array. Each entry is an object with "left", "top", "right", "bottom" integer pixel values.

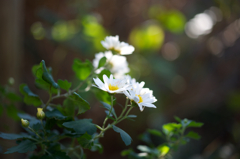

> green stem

[
  {"left": 117, "top": 98, "right": 129, "bottom": 120},
  {"left": 102, "top": 95, "right": 114, "bottom": 128},
  {"left": 43, "top": 92, "right": 52, "bottom": 111},
  {"left": 28, "top": 127, "right": 42, "bottom": 139}
]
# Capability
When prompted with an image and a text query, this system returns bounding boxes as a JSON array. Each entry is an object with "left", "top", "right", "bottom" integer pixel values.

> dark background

[{"left": 1, "top": 0, "right": 240, "bottom": 158}]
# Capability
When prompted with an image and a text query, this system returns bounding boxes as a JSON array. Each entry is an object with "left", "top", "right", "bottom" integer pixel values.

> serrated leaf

[
  {"left": 100, "top": 102, "right": 117, "bottom": 118},
  {"left": 112, "top": 125, "right": 132, "bottom": 146},
  {"left": 62, "top": 119, "right": 97, "bottom": 135},
  {"left": 57, "top": 79, "right": 72, "bottom": 91},
  {"left": 4, "top": 140, "right": 36, "bottom": 154},
  {"left": 186, "top": 131, "right": 201, "bottom": 140},
  {"left": 19, "top": 84, "right": 42, "bottom": 106},
  {"left": 72, "top": 59, "right": 93, "bottom": 80},
  {"left": 45, "top": 109, "right": 67, "bottom": 120},
  {"left": 0, "top": 133, "right": 31, "bottom": 140},
  {"left": 63, "top": 92, "right": 90, "bottom": 115},
  {"left": 41, "top": 60, "right": 59, "bottom": 89},
  {"left": 147, "top": 129, "right": 162, "bottom": 137},
  {"left": 98, "top": 56, "right": 107, "bottom": 68}
]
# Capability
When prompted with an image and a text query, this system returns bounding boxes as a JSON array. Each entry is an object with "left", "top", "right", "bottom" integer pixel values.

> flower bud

[
  {"left": 36, "top": 108, "right": 45, "bottom": 120},
  {"left": 8, "top": 77, "right": 14, "bottom": 86},
  {"left": 21, "top": 119, "right": 29, "bottom": 127}
]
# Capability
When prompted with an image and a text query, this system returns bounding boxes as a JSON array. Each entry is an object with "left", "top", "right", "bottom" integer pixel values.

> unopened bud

[
  {"left": 36, "top": 108, "right": 45, "bottom": 119},
  {"left": 21, "top": 119, "right": 29, "bottom": 127},
  {"left": 8, "top": 77, "right": 14, "bottom": 86}
]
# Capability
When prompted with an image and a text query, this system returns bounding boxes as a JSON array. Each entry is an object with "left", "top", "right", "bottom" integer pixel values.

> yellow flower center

[
  {"left": 109, "top": 84, "right": 119, "bottom": 91},
  {"left": 138, "top": 95, "right": 143, "bottom": 103},
  {"left": 109, "top": 47, "right": 121, "bottom": 54}
]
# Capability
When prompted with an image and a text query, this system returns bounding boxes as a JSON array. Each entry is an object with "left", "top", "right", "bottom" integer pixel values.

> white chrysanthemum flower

[
  {"left": 93, "top": 51, "right": 129, "bottom": 78},
  {"left": 124, "top": 82, "right": 157, "bottom": 111},
  {"left": 101, "top": 35, "right": 135, "bottom": 55},
  {"left": 93, "top": 74, "right": 132, "bottom": 94},
  {"left": 122, "top": 75, "right": 137, "bottom": 85}
]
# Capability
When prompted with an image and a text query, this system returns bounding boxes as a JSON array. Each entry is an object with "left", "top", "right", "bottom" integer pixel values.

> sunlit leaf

[
  {"left": 98, "top": 56, "right": 107, "bottom": 68},
  {"left": 130, "top": 23, "right": 164, "bottom": 51},
  {"left": 72, "top": 59, "right": 93, "bottom": 80},
  {"left": 157, "top": 144, "right": 170, "bottom": 156}
]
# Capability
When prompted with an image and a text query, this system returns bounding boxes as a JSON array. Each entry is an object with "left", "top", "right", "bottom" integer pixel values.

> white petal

[{"left": 141, "top": 103, "right": 156, "bottom": 108}]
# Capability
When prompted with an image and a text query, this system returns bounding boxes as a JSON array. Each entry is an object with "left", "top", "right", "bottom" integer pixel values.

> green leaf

[
  {"left": 147, "top": 129, "right": 162, "bottom": 137},
  {"left": 92, "top": 87, "right": 111, "bottom": 105},
  {"left": 72, "top": 59, "right": 92, "bottom": 80},
  {"left": 100, "top": 102, "right": 117, "bottom": 118},
  {"left": 174, "top": 116, "right": 181, "bottom": 122},
  {"left": 0, "top": 133, "right": 31, "bottom": 140},
  {"left": 19, "top": 84, "right": 42, "bottom": 106},
  {"left": 18, "top": 113, "right": 40, "bottom": 127},
  {"left": 62, "top": 119, "right": 97, "bottom": 135},
  {"left": 45, "top": 109, "right": 68, "bottom": 120},
  {"left": 77, "top": 133, "right": 93, "bottom": 148},
  {"left": 157, "top": 144, "right": 170, "bottom": 156},
  {"left": 162, "top": 123, "right": 181, "bottom": 135},
  {"left": 6, "top": 93, "right": 22, "bottom": 102},
  {"left": 57, "top": 79, "right": 72, "bottom": 91},
  {"left": 98, "top": 56, "right": 107, "bottom": 68},
  {"left": 63, "top": 92, "right": 90, "bottom": 115},
  {"left": 127, "top": 115, "right": 137, "bottom": 118},
  {"left": 112, "top": 125, "right": 132, "bottom": 146},
  {"left": 5, "top": 140, "right": 37, "bottom": 154},
  {"left": 121, "top": 149, "right": 133, "bottom": 156},
  {"left": 187, "top": 121, "right": 204, "bottom": 128},
  {"left": 185, "top": 131, "right": 201, "bottom": 140},
  {"left": 40, "top": 151, "right": 71, "bottom": 159},
  {"left": 35, "top": 78, "right": 59, "bottom": 94},
  {"left": 6, "top": 104, "right": 20, "bottom": 120},
  {"left": 41, "top": 60, "right": 59, "bottom": 89},
  {"left": 97, "top": 69, "right": 111, "bottom": 81},
  {"left": 137, "top": 145, "right": 152, "bottom": 153},
  {"left": 32, "top": 62, "right": 43, "bottom": 78}
]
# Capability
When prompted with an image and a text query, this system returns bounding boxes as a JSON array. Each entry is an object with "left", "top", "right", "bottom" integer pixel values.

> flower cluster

[
  {"left": 93, "top": 74, "right": 157, "bottom": 112},
  {"left": 93, "top": 35, "right": 134, "bottom": 78},
  {"left": 93, "top": 35, "right": 157, "bottom": 111}
]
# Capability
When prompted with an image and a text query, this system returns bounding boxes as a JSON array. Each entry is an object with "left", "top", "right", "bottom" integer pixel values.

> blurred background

[{"left": 1, "top": 0, "right": 240, "bottom": 158}]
